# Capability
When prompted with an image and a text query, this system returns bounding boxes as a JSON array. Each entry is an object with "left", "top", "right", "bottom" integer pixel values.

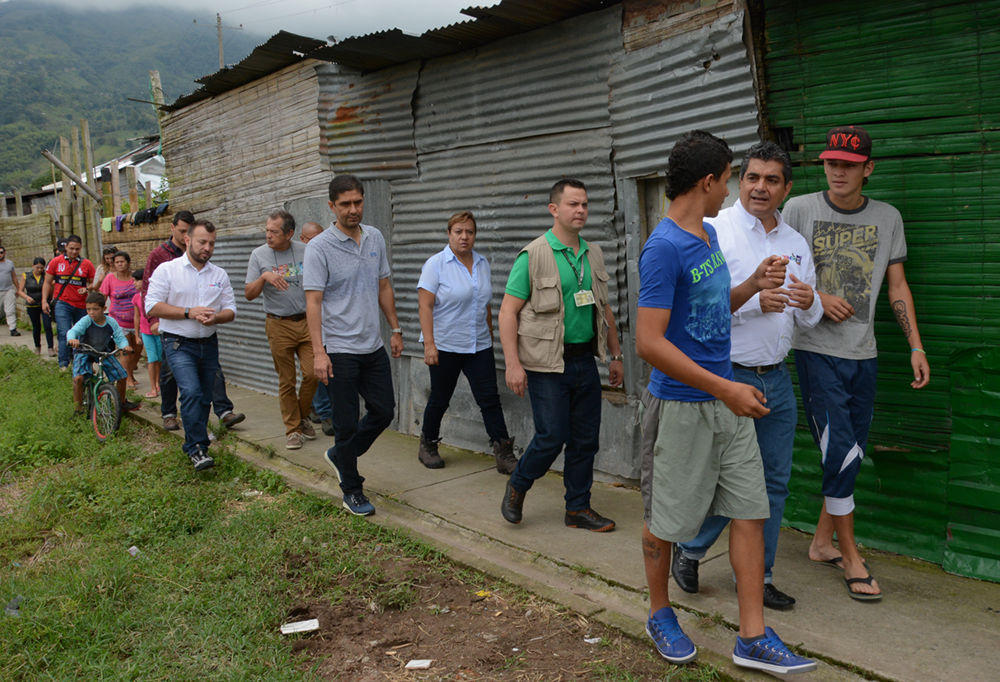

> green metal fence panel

[{"left": 764, "top": 0, "right": 1000, "bottom": 579}]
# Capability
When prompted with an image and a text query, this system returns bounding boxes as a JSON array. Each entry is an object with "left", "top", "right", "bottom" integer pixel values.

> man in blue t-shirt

[{"left": 635, "top": 131, "right": 815, "bottom": 675}]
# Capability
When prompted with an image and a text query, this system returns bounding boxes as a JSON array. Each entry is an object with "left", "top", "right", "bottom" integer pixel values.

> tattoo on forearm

[
  {"left": 892, "top": 300, "right": 912, "bottom": 338},
  {"left": 641, "top": 536, "right": 661, "bottom": 561}
]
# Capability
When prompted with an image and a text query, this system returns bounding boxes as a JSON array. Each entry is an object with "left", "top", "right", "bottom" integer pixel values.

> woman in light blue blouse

[{"left": 417, "top": 211, "right": 516, "bottom": 472}]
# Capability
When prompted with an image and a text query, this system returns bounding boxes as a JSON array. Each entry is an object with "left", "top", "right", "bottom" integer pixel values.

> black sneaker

[
  {"left": 10, "top": 328, "right": 21, "bottom": 337},
  {"left": 671, "top": 544, "right": 700, "bottom": 594},
  {"left": 418, "top": 434, "right": 444, "bottom": 469},
  {"left": 491, "top": 437, "right": 518, "bottom": 475},
  {"left": 122, "top": 400, "right": 142, "bottom": 412},
  {"left": 565, "top": 508, "right": 615, "bottom": 532},
  {"left": 189, "top": 447, "right": 215, "bottom": 472},
  {"left": 500, "top": 480, "right": 524, "bottom": 524}
]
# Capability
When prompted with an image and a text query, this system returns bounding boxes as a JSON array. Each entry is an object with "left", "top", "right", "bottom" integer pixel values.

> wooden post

[
  {"left": 13, "top": 189, "right": 22, "bottom": 216},
  {"left": 81, "top": 118, "right": 102, "bottom": 252},
  {"left": 110, "top": 160, "right": 121, "bottom": 217},
  {"left": 0, "top": 192, "right": 6, "bottom": 219},
  {"left": 126, "top": 166, "right": 139, "bottom": 213},
  {"left": 101, "top": 170, "right": 113, "bottom": 218},
  {"left": 71, "top": 129, "right": 88, "bottom": 259},
  {"left": 150, "top": 70, "right": 166, "bottom": 130},
  {"left": 59, "top": 137, "right": 73, "bottom": 237},
  {"left": 145, "top": 181, "right": 153, "bottom": 209}
]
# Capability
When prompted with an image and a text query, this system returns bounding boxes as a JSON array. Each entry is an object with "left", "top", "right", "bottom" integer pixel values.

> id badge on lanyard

[{"left": 563, "top": 250, "right": 594, "bottom": 307}]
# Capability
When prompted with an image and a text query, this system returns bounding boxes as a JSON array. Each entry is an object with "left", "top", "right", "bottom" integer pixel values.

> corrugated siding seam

[
  {"left": 319, "top": 61, "right": 421, "bottom": 181},
  {"left": 211, "top": 234, "right": 281, "bottom": 396},
  {"left": 390, "top": 128, "right": 620, "bottom": 381},
  {"left": 413, "top": 6, "right": 621, "bottom": 154},
  {"left": 610, "top": 10, "right": 759, "bottom": 179}
]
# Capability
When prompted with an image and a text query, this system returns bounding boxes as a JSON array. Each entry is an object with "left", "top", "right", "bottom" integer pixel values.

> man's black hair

[
  {"left": 328, "top": 174, "right": 365, "bottom": 203},
  {"left": 664, "top": 130, "right": 734, "bottom": 200},
  {"left": 172, "top": 210, "right": 195, "bottom": 226},
  {"left": 549, "top": 178, "right": 587, "bottom": 205},
  {"left": 268, "top": 208, "right": 296, "bottom": 235},
  {"left": 740, "top": 141, "right": 793, "bottom": 185},
  {"left": 66, "top": 235, "right": 82, "bottom": 245}
]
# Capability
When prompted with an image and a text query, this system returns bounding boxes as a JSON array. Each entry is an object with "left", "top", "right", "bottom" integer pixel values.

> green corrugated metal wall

[{"left": 763, "top": 0, "right": 1000, "bottom": 579}]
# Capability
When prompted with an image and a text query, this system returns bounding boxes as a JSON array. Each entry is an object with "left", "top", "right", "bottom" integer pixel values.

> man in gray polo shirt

[
  {"left": 304, "top": 174, "right": 404, "bottom": 516},
  {"left": 246, "top": 208, "right": 318, "bottom": 451}
]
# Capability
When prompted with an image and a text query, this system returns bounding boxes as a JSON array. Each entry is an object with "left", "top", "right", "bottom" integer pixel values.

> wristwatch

[
  {"left": 609, "top": 354, "right": 624, "bottom": 363},
  {"left": 391, "top": 327, "right": 403, "bottom": 335},
  {"left": 184, "top": 307, "right": 190, "bottom": 319}
]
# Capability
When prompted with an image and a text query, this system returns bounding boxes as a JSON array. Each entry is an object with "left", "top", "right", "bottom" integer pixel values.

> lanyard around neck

[{"left": 561, "top": 249, "right": 586, "bottom": 288}]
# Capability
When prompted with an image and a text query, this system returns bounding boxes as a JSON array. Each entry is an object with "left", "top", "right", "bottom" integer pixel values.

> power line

[{"left": 241, "top": 0, "right": 360, "bottom": 26}]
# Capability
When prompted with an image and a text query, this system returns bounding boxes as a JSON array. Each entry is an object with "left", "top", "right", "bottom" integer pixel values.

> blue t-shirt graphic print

[{"left": 638, "top": 218, "right": 733, "bottom": 402}]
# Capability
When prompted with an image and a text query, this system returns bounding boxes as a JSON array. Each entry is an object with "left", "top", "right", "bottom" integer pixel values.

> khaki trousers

[{"left": 265, "top": 317, "right": 318, "bottom": 436}]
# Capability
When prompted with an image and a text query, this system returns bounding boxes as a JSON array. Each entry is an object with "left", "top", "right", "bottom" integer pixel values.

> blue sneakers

[
  {"left": 646, "top": 607, "right": 697, "bottom": 664},
  {"left": 732, "top": 627, "right": 817, "bottom": 674},
  {"left": 343, "top": 491, "right": 376, "bottom": 516},
  {"left": 325, "top": 448, "right": 376, "bottom": 516}
]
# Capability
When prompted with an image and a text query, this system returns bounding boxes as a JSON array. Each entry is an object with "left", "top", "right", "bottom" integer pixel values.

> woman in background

[
  {"left": 92, "top": 245, "right": 118, "bottom": 291},
  {"left": 20, "top": 257, "right": 55, "bottom": 356},
  {"left": 100, "top": 250, "right": 141, "bottom": 389}
]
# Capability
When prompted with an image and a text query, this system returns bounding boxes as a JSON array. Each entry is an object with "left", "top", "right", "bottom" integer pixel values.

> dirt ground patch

[{"left": 287, "top": 557, "right": 706, "bottom": 681}]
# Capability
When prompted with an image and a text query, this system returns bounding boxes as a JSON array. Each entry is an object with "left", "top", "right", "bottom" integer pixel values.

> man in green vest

[{"left": 498, "top": 179, "right": 624, "bottom": 532}]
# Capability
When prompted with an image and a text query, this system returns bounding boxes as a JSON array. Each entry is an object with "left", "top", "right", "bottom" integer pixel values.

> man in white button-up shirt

[
  {"left": 147, "top": 220, "right": 237, "bottom": 471},
  {"left": 673, "top": 143, "right": 823, "bottom": 610}
]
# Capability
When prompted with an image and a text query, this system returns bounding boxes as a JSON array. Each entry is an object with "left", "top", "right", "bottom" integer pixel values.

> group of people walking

[{"left": 0, "top": 123, "right": 927, "bottom": 677}]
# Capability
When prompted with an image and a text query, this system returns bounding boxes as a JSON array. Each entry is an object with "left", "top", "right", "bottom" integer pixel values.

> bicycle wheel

[{"left": 92, "top": 383, "right": 122, "bottom": 443}]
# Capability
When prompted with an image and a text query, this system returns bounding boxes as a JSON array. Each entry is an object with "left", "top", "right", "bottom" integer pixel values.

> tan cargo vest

[{"left": 516, "top": 234, "right": 610, "bottom": 373}]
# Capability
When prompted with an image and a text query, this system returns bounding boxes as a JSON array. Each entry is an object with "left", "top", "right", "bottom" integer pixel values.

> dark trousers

[
  {"left": 159, "top": 351, "right": 234, "bottom": 419},
  {"left": 54, "top": 300, "right": 86, "bottom": 367},
  {"left": 163, "top": 334, "right": 220, "bottom": 458},
  {"left": 326, "top": 348, "right": 395, "bottom": 495},
  {"left": 422, "top": 347, "right": 508, "bottom": 443},
  {"left": 508, "top": 354, "right": 602, "bottom": 512},
  {"left": 26, "top": 306, "right": 54, "bottom": 350}
]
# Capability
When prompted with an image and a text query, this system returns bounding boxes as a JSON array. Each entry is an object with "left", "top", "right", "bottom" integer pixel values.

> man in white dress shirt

[
  {"left": 672, "top": 142, "right": 823, "bottom": 609},
  {"left": 147, "top": 220, "right": 237, "bottom": 471}
]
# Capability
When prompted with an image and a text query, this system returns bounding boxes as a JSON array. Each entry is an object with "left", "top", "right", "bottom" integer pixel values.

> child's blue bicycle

[{"left": 76, "top": 343, "right": 125, "bottom": 442}]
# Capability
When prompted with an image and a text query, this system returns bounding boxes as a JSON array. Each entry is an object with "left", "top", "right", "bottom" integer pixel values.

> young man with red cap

[{"left": 784, "top": 126, "right": 930, "bottom": 601}]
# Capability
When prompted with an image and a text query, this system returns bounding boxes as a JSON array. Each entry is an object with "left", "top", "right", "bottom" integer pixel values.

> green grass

[{"left": 0, "top": 346, "right": 444, "bottom": 680}]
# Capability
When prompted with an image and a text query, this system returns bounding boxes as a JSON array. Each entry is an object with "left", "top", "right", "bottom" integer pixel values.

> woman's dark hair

[
  {"left": 33, "top": 256, "right": 46, "bottom": 267},
  {"left": 86, "top": 291, "right": 106, "bottom": 306},
  {"left": 113, "top": 251, "right": 131, "bottom": 265},
  {"left": 664, "top": 130, "right": 734, "bottom": 200}
]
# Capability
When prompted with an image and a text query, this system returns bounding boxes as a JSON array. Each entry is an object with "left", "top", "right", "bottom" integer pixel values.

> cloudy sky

[{"left": 31, "top": 0, "right": 473, "bottom": 40}]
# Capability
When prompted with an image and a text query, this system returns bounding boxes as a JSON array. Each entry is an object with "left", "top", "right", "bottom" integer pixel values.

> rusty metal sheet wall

[
  {"left": 609, "top": 10, "right": 759, "bottom": 179},
  {"left": 413, "top": 6, "right": 621, "bottom": 154},
  {"left": 389, "top": 128, "right": 622, "bottom": 371},
  {"left": 318, "top": 62, "right": 421, "bottom": 181},
  {"left": 210, "top": 233, "right": 280, "bottom": 396}
]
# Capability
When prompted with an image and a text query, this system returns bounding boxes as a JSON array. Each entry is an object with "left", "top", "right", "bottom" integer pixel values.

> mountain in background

[{"left": 0, "top": 0, "right": 265, "bottom": 192}]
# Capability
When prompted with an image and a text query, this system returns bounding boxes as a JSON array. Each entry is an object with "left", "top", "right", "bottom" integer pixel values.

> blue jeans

[
  {"left": 326, "top": 348, "right": 396, "bottom": 495},
  {"left": 163, "top": 334, "right": 220, "bottom": 458},
  {"left": 423, "top": 347, "right": 508, "bottom": 443},
  {"left": 159, "top": 352, "right": 234, "bottom": 420},
  {"left": 54, "top": 300, "right": 87, "bottom": 368},
  {"left": 677, "top": 363, "right": 797, "bottom": 582},
  {"left": 508, "top": 354, "right": 602, "bottom": 512},
  {"left": 311, "top": 374, "right": 332, "bottom": 420}
]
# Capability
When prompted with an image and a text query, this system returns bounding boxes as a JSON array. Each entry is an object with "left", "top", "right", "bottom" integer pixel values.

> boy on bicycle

[{"left": 67, "top": 292, "right": 139, "bottom": 417}]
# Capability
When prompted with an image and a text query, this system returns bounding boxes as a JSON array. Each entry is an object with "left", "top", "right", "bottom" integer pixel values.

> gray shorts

[{"left": 640, "top": 389, "right": 768, "bottom": 543}]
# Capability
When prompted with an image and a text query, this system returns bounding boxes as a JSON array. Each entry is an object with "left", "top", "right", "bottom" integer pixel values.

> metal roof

[
  {"left": 165, "top": 1, "right": 616, "bottom": 111},
  {"left": 163, "top": 31, "right": 327, "bottom": 112}
]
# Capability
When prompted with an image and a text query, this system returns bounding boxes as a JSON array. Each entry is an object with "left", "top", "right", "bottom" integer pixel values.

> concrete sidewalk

[{"left": 6, "top": 332, "right": 998, "bottom": 681}]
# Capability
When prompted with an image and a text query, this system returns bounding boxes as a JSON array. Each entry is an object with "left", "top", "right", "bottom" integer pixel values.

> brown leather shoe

[
  {"left": 221, "top": 412, "right": 245, "bottom": 429},
  {"left": 491, "top": 437, "right": 518, "bottom": 474},
  {"left": 300, "top": 419, "right": 316, "bottom": 440},
  {"left": 418, "top": 434, "right": 444, "bottom": 469},
  {"left": 163, "top": 416, "right": 180, "bottom": 431},
  {"left": 565, "top": 508, "right": 615, "bottom": 532}
]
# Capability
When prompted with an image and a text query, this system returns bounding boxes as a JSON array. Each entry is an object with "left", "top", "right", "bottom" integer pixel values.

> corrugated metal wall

[
  {"left": 319, "top": 62, "right": 421, "bottom": 181},
  {"left": 609, "top": 10, "right": 759, "bottom": 179},
  {"left": 413, "top": 8, "right": 619, "bottom": 153},
  {"left": 211, "top": 233, "right": 280, "bottom": 396},
  {"left": 764, "top": 0, "right": 1000, "bottom": 577}
]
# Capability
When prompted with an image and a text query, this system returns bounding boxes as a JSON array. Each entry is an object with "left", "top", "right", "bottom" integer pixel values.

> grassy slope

[{"left": 0, "top": 0, "right": 263, "bottom": 191}]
